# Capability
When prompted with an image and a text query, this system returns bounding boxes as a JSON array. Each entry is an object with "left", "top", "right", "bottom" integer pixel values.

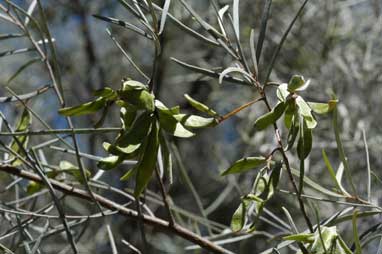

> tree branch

[{"left": 0, "top": 165, "right": 234, "bottom": 254}]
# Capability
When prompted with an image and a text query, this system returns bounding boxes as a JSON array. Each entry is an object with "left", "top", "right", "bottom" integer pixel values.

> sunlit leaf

[
  {"left": 97, "top": 155, "right": 125, "bottom": 170},
  {"left": 184, "top": 94, "right": 218, "bottom": 116},
  {"left": 254, "top": 102, "right": 286, "bottom": 130},
  {"left": 157, "top": 108, "right": 195, "bottom": 138},
  {"left": 221, "top": 156, "right": 267, "bottom": 176},
  {"left": 231, "top": 199, "right": 249, "bottom": 232},
  {"left": 308, "top": 100, "right": 338, "bottom": 114},
  {"left": 277, "top": 83, "right": 289, "bottom": 102},
  {"left": 296, "top": 96, "right": 317, "bottom": 129},
  {"left": 287, "top": 75, "right": 310, "bottom": 92},
  {"left": 173, "top": 114, "right": 217, "bottom": 129},
  {"left": 93, "top": 87, "right": 117, "bottom": 100}
]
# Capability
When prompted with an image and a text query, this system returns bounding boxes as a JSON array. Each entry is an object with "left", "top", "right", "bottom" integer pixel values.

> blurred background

[{"left": 0, "top": 0, "right": 382, "bottom": 253}]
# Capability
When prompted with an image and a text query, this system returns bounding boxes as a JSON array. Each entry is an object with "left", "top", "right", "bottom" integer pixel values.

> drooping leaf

[
  {"left": 9, "top": 109, "right": 31, "bottom": 166},
  {"left": 231, "top": 199, "right": 249, "bottom": 232},
  {"left": 58, "top": 97, "right": 107, "bottom": 116},
  {"left": 134, "top": 120, "right": 160, "bottom": 197},
  {"left": 297, "top": 120, "right": 312, "bottom": 160},
  {"left": 296, "top": 96, "right": 317, "bottom": 129},
  {"left": 284, "top": 101, "right": 297, "bottom": 129},
  {"left": 184, "top": 94, "right": 218, "bottom": 116},
  {"left": 120, "top": 106, "right": 137, "bottom": 130},
  {"left": 115, "top": 112, "right": 153, "bottom": 152},
  {"left": 286, "top": 116, "right": 299, "bottom": 151},
  {"left": 254, "top": 102, "right": 286, "bottom": 130},
  {"left": 267, "top": 161, "right": 282, "bottom": 199},
  {"left": 159, "top": 132, "right": 173, "bottom": 185},
  {"left": 308, "top": 100, "right": 338, "bottom": 114},
  {"left": 221, "top": 156, "right": 267, "bottom": 176}
]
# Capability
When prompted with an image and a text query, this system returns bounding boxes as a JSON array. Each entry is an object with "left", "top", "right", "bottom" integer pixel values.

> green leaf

[
  {"left": 93, "top": 87, "right": 117, "bottom": 100},
  {"left": 115, "top": 112, "right": 153, "bottom": 153},
  {"left": 27, "top": 181, "right": 43, "bottom": 194},
  {"left": 276, "top": 83, "right": 289, "bottom": 102},
  {"left": 120, "top": 107, "right": 137, "bottom": 130},
  {"left": 283, "top": 233, "right": 314, "bottom": 242},
  {"left": 286, "top": 114, "right": 299, "bottom": 151},
  {"left": 134, "top": 120, "right": 160, "bottom": 197},
  {"left": 97, "top": 155, "right": 125, "bottom": 170},
  {"left": 9, "top": 109, "right": 31, "bottom": 166},
  {"left": 59, "top": 161, "right": 91, "bottom": 183},
  {"left": 231, "top": 199, "right": 249, "bottom": 232},
  {"left": 267, "top": 161, "right": 282, "bottom": 199},
  {"left": 159, "top": 132, "right": 173, "bottom": 185},
  {"left": 297, "top": 120, "right": 312, "bottom": 160},
  {"left": 157, "top": 108, "right": 195, "bottom": 138},
  {"left": 287, "top": 75, "right": 310, "bottom": 92},
  {"left": 284, "top": 101, "right": 297, "bottom": 129},
  {"left": 118, "top": 87, "right": 155, "bottom": 112},
  {"left": 352, "top": 210, "right": 362, "bottom": 254},
  {"left": 120, "top": 167, "right": 137, "bottom": 181},
  {"left": 221, "top": 156, "right": 267, "bottom": 176},
  {"left": 121, "top": 80, "right": 148, "bottom": 91},
  {"left": 184, "top": 94, "right": 218, "bottom": 116},
  {"left": 254, "top": 102, "right": 286, "bottom": 130},
  {"left": 322, "top": 149, "right": 342, "bottom": 193},
  {"left": 173, "top": 114, "right": 217, "bottom": 129},
  {"left": 58, "top": 97, "right": 107, "bottom": 116},
  {"left": 296, "top": 96, "right": 317, "bottom": 129},
  {"left": 308, "top": 100, "right": 338, "bottom": 114}
]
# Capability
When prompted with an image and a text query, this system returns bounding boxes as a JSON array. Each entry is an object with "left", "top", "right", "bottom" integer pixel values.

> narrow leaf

[
  {"left": 134, "top": 120, "right": 160, "bottom": 197},
  {"left": 159, "top": 0, "right": 171, "bottom": 34},
  {"left": 184, "top": 94, "right": 218, "bottom": 116},
  {"left": 58, "top": 98, "right": 107, "bottom": 116},
  {"left": 221, "top": 156, "right": 267, "bottom": 176}
]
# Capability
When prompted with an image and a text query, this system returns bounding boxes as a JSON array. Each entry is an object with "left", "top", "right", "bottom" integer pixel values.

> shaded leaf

[
  {"left": 297, "top": 120, "right": 312, "bottom": 160},
  {"left": 134, "top": 120, "right": 160, "bottom": 197}
]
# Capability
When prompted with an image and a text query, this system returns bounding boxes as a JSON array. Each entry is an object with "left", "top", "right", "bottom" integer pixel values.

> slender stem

[{"left": 218, "top": 97, "right": 264, "bottom": 123}]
